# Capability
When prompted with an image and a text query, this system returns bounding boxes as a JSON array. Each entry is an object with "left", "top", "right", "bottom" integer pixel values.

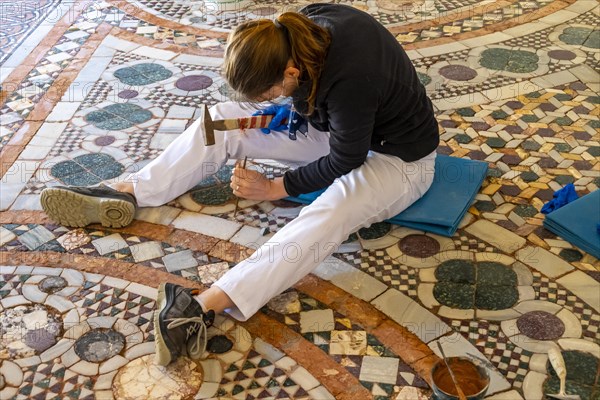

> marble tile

[
  {"left": 516, "top": 246, "right": 574, "bottom": 278},
  {"left": 173, "top": 211, "right": 241, "bottom": 240},
  {"left": 312, "top": 256, "right": 388, "bottom": 302},
  {"left": 557, "top": 271, "right": 600, "bottom": 312},
  {"left": 253, "top": 338, "right": 285, "bottom": 363},
  {"left": 92, "top": 233, "right": 129, "bottom": 256},
  {"left": 486, "top": 389, "right": 525, "bottom": 400},
  {"left": 359, "top": 356, "right": 399, "bottom": 384},
  {"left": 308, "top": 386, "right": 335, "bottom": 400},
  {"left": 514, "top": 300, "right": 562, "bottom": 315},
  {"left": 135, "top": 206, "right": 181, "bottom": 225},
  {"left": 289, "top": 366, "right": 320, "bottom": 391},
  {"left": 0, "top": 226, "right": 16, "bottom": 246},
  {"left": 522, "top": 371, "right": 545, "bottom": 400},
  {"left": 557, "top": 338, "right": 599, "bottom": 358},
  {"left": 162, "top": 250, "right": 198, "bottom": 272},
  {"left": 465, "top": 220, "right": 526, "bottom": 253},
  {"left": 556, "top": 309, "right": 582, "bottom": 338},
  {"left": 131, "top": 46, "right": 176, "bottom": 60},
  {"left": 329, "top": 330, "right": 367, "bottom": 356},
  {"left": 129, "top": 241, "right": 165, "bottom": 263},
  {"left": 17, "top": 225, "right": 55, "bottom": 250},
  {"left": 125, "top": 283, "right": 157, "bottom": 300},
  {"left": 371, "top": 289, "right": 450, "bottom": 342},
  {"left": 229, "top": 225, "right": 271, "bottom": 248},
  {"left": 299, "top": 309, "right": 335, "bottom": 333}
]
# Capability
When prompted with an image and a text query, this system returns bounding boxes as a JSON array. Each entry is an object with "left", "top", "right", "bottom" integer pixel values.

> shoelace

[{"left": 165, "top": 316, "right": 208, "bottom": 356}]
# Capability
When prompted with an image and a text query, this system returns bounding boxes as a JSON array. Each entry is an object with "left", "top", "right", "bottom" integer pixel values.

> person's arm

[{"left": 283, "top": 78, "right": 380, "bottom": 196}]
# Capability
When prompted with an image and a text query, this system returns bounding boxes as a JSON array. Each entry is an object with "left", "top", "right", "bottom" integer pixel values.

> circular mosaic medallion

[
  {"left": 398, "top": 234, "right": 440, "bottom": 258},
  {"left": 558, "top": 27, "right": 599, "bottom": 48},
  {"left": 516, "top": 311, "right": 565, "bottom": 340},
  {"left": 113, "top": 63, "right": 173, "bottom": 86},
  {"left": 479, "top": 48, "right": 540, "bottom": 73},
  {"left": 50, "top": 153, "right": 125, "bottom": 186},
  {"left": 38, "top": 276, "right": 68, "bottom": 294},
  {"left": 0, "top": 304, "right": 63, "bottom": 358},
  {"left": 85, "top": 103, "right": 153, "bottom": 131},
  {"left": 439, "top": 64, "right": 478, "bottom": 81},
  {"left": 74, "top": 328, "right": 126, "bottom": 363},
  {"left": 175, "top": 75, "right": 213, "bottom": 91},
  {"left": 433, "top": 259, "right": 519, "bottom": 310}
]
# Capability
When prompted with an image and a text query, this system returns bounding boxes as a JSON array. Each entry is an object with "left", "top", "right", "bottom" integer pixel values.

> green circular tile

[
  {"left": 85, "top": 103, "right": 152, "bottom": 130},
  {"left": 50, "top": 153, "right": 124, "bottom": 186},
  {"left": 480, "top": 48, "right": 539, "bottom": 73},
  {"left": 50, "top": 160, "right": 85, "bottom": 178},
  {"left": 559, "top": 27, "right": 594, "bottom": 46},
  {"left": 476, "top": 262, "right": 517, "bottom": 287},
  {"left": 433, "top": 282, "right": 475, "bottom": 309},
  {"left": 190, "top": 185, "right": 235, "bottom": 206},
  {"left": 475, "top": 285, "right": 518, "bottom": 310},
  {"left": 435, "top": 259, "right": 476, "bottom": 284},
  {"left": 113, "top": 63, "right": 173, "bottom": 86},
  {"left": 358, "top": 222, "right": 391, "bottom": 240}
]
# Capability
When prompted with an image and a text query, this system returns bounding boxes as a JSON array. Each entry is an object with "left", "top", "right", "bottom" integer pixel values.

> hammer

[{"left": 201, "top": 104, "right": 301, "bottom": 145}]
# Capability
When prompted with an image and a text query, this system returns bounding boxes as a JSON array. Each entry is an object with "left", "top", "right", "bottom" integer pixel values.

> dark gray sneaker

[
  {"left": 40, "top": 185, "right": 137, "bottom": 228},
  {"left": 154, "top": 283, "right": 215, "bottom": 366}
]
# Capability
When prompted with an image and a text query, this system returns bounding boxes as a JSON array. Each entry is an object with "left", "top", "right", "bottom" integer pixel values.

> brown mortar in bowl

[{"left": 432, "top": 358, "right": 489, "bottom": 397}]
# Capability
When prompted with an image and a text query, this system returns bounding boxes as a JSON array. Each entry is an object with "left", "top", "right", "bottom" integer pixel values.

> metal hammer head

[{"left": 202, "top": 104, "right": 215, "bottom": 146}]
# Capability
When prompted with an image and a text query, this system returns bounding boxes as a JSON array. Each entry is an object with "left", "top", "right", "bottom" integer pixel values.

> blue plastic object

[
  {"left": 541, "top": 183, "right": 579, "bottom": 214},
  {"left": 286, "top": 155, "right": 488, "bottom": 237},
  {"left": 543, "top": 190, "right": 600, "bottom": 259}
]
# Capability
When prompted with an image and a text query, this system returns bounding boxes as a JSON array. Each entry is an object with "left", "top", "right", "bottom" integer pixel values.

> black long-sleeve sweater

[{"left": 283, "top": 3, "right": 439, "bottom": 197}]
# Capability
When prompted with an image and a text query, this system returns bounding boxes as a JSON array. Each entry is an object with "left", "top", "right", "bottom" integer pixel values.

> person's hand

[
  {"left": 252, "top": 104, "right": 291, "bottom": 134},
  {"left": 230, "top": 163, "right": 288, "bottom": 201}
]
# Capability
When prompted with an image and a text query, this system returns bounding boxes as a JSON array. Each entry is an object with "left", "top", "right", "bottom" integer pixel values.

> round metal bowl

[{"left": 430, "top": 357, "right": 490, "bottom": 400}]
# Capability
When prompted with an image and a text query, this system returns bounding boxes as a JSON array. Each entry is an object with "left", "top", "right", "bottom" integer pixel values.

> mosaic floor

[{"left": 1, "top": 0, "right": 599, "bottom": 399}]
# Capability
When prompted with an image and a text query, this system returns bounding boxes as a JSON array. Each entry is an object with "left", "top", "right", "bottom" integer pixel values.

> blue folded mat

[
  {"left": 285, "top": 154, "right": 488, "bottom": 237},
  {"left": 543, "top": 190, "right": 600, "bottom": 259}
]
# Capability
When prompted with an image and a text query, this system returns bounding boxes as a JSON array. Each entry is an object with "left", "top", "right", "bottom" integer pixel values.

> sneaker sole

[
  {"left": 40, "top": 187, "right": 135, "bottom": 228},
  {"left": 154, "top": 283, "right": 173, "bottom": 367}
]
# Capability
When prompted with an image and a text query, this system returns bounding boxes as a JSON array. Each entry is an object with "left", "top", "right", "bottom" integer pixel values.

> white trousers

[{"left": 131, "top": 102, "right": 436, "bottom": 321}]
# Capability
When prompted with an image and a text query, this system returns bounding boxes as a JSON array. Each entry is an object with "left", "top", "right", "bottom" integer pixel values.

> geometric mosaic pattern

[{"left": 1, "top": 0, "right": 598, "bottom": 399}]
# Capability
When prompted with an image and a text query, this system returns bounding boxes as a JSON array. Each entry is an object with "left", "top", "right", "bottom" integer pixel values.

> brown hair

[{"left": 223, "top": 12, "right": 330, "bottom": 114}]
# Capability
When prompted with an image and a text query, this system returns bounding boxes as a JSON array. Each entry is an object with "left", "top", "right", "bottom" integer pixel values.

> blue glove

[
  {"left": 252, "top": 104, "right": 291, "bottom": 134},
  {"left": 541, "top": 183, "right": 579, "bottom": 214}
]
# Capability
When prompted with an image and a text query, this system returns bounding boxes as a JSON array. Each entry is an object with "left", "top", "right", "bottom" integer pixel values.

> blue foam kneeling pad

[
  {"left": 543, "top": 190, "right": 600, "bottom": 259},
  {"left": 285, "top": 154, "right": 488, "bottom": 237}
]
